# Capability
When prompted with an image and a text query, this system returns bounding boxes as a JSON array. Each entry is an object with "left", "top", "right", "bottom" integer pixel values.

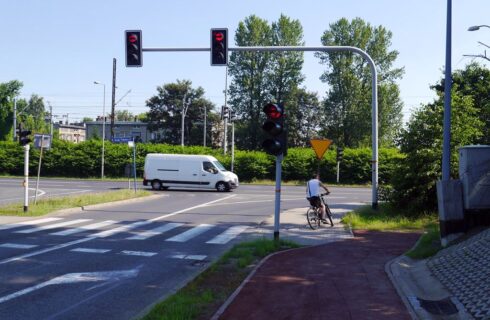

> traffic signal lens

[
  {"left": 128, "top": 34, "right": 138, "bottom": 43},
  {"left": 214, "top": 32, "right": 224, "bottom": 42},
  {"left": 263, "top": 104, "right": 282, "bottom": 119},
  {"left": 262, "top": 121, "right": 283, "bottom": 135},
  {"left": 262, "top": 139, "right": 282, "bottom": 155}
]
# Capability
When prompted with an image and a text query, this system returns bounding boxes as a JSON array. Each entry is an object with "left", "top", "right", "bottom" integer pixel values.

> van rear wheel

[
  {"left": 216, "top": 182, "right": 229, "bottom": 192},
  {"left": 151, "top": 180, "right": 162, "bottom": 190}
]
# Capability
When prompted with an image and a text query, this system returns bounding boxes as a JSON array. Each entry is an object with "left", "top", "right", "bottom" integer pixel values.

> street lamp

[
  {"left": 94, "top": 81, "right": 106, "bottom": 179},
  {"left": 181, "top": 94, "right": 191, "bottom": 147},
  {"left": 468, "top": 25, "right": 490, "bottom": 31}
]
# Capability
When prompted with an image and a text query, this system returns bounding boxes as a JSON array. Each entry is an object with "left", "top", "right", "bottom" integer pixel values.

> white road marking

[
  {"left": 91, "top": 220, "right": 152, "bottom": 238},
  {"left": 71, "top": 248, "right": 111, "bottom": 254},
  {"left": 0, "top": 237, "right": 94, "bottom": 265},
  {"left": 166, "top": 224, "right": 214, "bottom": 242},
  {"left": 0, "top": 268, "right": 140, "bottom": 304},
  {"left": 170, "top": 254, "right": 207, "bottom": 261},
  {"left": 148, "top": 194, "right": 236, "bottom": 222},
  {"left": 0, "top": 243, "right": 38, "bottom": 249},
  {"left": 206, "top": 225, "right": 250, "bottom": 244},
  {"left": 50, "top": 220, "right": 117, "bottom": 236},
  {"left": 0, "top": 196, "right": 234, "bottom": 265},
  {"left": 0, "top": 217, "right": 62, "bottom": 231},
  {"left": 120, "top": 250, "right": 157, "bottom": 257},
  {"left": 126, "top": 222, "right": 183, "bottom": 240},
  {"left": 15, "top": 219, "right": 92, "bottom": 234}
]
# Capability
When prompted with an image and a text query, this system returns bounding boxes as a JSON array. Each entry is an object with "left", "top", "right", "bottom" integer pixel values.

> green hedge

[{"left": 0, "top": 140, "right": 402, "bottom": 184}]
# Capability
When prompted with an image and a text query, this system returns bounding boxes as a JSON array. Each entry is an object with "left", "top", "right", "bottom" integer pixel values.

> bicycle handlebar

[{"left": 321, "top": 191, "right": 330, "bottom": 196}]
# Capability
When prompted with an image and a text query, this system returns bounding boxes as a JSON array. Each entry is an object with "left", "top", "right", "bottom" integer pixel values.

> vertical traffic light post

[
  {"left": 128, "top": 31, "right": 380, "bottom": 209},
  {"left": 336, "top": 147, "right": 343, "bottom": 183},
  {"left": 17, "top": 124, "right": 32, "bottom": 212},
  {"left": 262, "top": 103, "right": 287, "bottom": 241}
]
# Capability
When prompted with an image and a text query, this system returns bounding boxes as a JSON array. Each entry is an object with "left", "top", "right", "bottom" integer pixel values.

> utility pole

[
  {"left": 49, "top": 103, "right": 53, "bottom": 138},
  {"left": 111, "top": 58, "right": 117, "bottom": 140},
  {"left": 203, "top": 105, "right": 207, "bottom": 147},
  {"left": 181, "top": 94, "right": 191, "bottom": 147},
  {"left": 13, "top": 99, "right": 17, "bottom": 142}
]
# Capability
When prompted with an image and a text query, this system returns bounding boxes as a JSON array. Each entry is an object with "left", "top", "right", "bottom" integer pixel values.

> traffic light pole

[
  {"left": 23, "top": 144, "right": 30, "bottom": 212},
  {"left": 274, "top": 154, "right": 283, "bottom": 241},
  {"left": 143, "top": 45, "right": 379, "bottom": 208}
]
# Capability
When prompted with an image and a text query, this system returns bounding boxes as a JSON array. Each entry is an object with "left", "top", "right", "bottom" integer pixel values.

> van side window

[{"left": 203, "top": 161, "right": 217, "bottom": 174}]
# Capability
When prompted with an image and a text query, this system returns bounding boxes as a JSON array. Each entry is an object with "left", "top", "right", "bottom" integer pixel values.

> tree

[
  {"left": 0, "top": 80, "right": 23, "bottom": 140},
  {"left": 316, "top": 18, "right": 404, "bottom": 147},
  {"left": 286, "top": 87, "right": 322, "bottom": 147},
  {"left": 82, "top": 117, "right": 94, "bottom": 123},
  {"left": 228, "top": 14, "right": 305, "bottom": 150},
  {"left": 146, "top": 80, "right": 215, "bottom": 145},
  {"left": 115, "top": 109, "right": 134, "bottom": 121},
  {"left": 390, "top": 84, "right": 484, "bottom": 212},
  {"left": 432, "top": 62, "right": 490, "bottom": 145}
]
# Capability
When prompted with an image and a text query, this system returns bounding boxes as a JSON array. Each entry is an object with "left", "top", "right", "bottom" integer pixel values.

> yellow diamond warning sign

[{"left": 310, "top": 139, "right": 333, "bottom": 159}]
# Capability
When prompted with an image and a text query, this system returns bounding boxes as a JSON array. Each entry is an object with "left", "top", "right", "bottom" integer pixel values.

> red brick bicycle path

[{"left": 217, "top": 230, "right": 421, "bottom": 320}]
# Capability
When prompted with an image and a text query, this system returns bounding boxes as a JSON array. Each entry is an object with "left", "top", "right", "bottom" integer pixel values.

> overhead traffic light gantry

[
  {"left": 125, "top": 30, "right": 143, "bottom": 67},
  {"left": 211, "top": 28, "right": 228, "bottom": 66},
  {"left": 262, "top": 103, "right": 287, "bottom": 156}
]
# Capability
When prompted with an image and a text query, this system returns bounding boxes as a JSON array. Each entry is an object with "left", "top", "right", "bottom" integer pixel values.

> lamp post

[
  {"left": 181, "top": 94, "right": 191, "bottom": 147},
  {"left": 468, "top": 25, "right": 490, "bottom": 31},
  {"left": 94, "top": 81, "right": 106, "bottom": 179}
]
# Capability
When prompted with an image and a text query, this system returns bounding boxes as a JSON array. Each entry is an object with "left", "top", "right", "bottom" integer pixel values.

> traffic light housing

[
  {"left": 125, "top": 30, "right": 142, "bottom": 67},
  {"left": 211, "top": 28, "right": 228, "bottom": 66},
  {"left": 262, "top": 103, "right": 287, "bottom": 156},
  {"left": 336, "top": 147, "right": 344, "bottom": 162},
  {"left": 18, "top": 124, "right": 32, "bottom": 146},
  {"left": 221, "top": 105, "right": 230, "bottom": 120}
]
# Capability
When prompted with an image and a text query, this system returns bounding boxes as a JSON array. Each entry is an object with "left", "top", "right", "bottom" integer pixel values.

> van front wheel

[
  {"left": 151, "top": 180, "right": 162, "bottom": 190},
  {"left": 216, "top": 182, "right": 230, "bottom": 192}
]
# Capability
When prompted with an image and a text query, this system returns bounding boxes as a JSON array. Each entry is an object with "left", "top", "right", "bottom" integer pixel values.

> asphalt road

[
  {"left": 0, "top": 182, "right": 370, "bottom": 320},
  {"left": 0, "top": 178, "right": 132, "bottom": 206}
]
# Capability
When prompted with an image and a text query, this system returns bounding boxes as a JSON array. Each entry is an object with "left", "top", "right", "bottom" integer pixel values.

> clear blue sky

[{"left": 2, "top": 0, "right": 489, "bottom": 123}]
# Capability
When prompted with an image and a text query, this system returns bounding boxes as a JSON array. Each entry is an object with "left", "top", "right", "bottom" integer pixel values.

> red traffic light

[
  {"left": 128, "top": 34, "right": 138, "bottom": 43},
  {"left": 214, "top": 32, "right": 224, "bottom": 42},
  {"left": 263, "top": 103, "right": 282, "bottom": 119}
]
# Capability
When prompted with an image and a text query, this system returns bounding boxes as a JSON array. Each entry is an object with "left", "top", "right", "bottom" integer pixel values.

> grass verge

[
  {"left": 341, "top": 203, "right": 442, "bottom": 259},
  {"left": 0, "top": 189, "right": 152, "bottom": 217},
  {"left": 141, "top": 238, "right": 300, "bottom": 320}
]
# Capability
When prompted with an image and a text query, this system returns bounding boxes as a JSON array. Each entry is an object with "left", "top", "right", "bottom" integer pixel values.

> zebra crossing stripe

[
  {"left": 120, "top": 250, "right": 157, "bottom": 257},
  {"left": 0, "top": 243, "right": 38, "bottom": 249},
  {"left": 0, "top": 218, "right": 62, "bottom": 231},
  {"left": 15, "top": 219, "right": 92, "bottom": 234},
  {"left": 50, "top": 220, "right": 118, "bottom": 236},
  {"left": 165, "top": 224, "right": 214, "bottom": 242},
  {"left": 170, "top": 254, "right": 207, "bottom": 261},
  {"left": 91, "top": 220, "right": 152, "bottom": 238},
  {"left": 71, "top": 248, "right": 111, "bottom": 254},
  {"left": 126, "top": 222, "right": 183, "bottom": 240},
  {"left": 206, "top": 225, "right": 249, "bottom": 244}
]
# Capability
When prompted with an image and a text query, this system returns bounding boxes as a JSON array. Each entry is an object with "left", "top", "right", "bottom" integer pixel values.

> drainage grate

[{"left": 418, "top": 298, "right": 459, "bottom": 315}]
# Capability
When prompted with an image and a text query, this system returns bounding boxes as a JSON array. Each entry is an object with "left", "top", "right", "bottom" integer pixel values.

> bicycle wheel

[
  {"left": 324, "top": 204, "right": 334, "bottom": 227},
  {"left": 307, "top": 207, "right": 320, "bottom": 230}
]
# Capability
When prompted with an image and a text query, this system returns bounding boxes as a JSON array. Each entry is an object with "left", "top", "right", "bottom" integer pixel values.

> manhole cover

[{"left": 418, "top": 297, "right": 459, "bottom": 315}]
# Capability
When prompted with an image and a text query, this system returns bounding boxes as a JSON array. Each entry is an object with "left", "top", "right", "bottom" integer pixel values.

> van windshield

[{"left": 213, "top": 161, "right": 227, "bottom": 171}]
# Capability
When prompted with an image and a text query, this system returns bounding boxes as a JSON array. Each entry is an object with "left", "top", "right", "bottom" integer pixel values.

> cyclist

[{"left": 306, "top": 173, "right": 330, "bottom": 222}]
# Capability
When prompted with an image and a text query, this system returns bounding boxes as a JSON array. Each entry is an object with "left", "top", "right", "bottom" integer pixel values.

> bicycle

[{"left": 306, "top": 192, "right": 334, "bottom": 229}]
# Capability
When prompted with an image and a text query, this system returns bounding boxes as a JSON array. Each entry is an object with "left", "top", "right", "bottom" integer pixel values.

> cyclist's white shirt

[{"left": 306, "top": 179, "right": 321, "bottom": 198}]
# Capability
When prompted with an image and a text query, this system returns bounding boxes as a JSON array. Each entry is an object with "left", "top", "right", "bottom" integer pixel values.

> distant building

[
  {"left": 85, "top": 120, "right": 150, "bottom": 142},
  {"left": 54, "top": 123, "right": 86, "bottom": 143}
]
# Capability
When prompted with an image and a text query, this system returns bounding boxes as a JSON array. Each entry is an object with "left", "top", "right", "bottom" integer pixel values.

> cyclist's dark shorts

[{"left": 308, "top": 196, "right": 321, "bottom": 208}]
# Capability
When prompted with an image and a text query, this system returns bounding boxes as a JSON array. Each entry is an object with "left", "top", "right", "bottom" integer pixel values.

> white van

[{"left": 143, "top": 153, "right": 239, "bottom": 192}]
